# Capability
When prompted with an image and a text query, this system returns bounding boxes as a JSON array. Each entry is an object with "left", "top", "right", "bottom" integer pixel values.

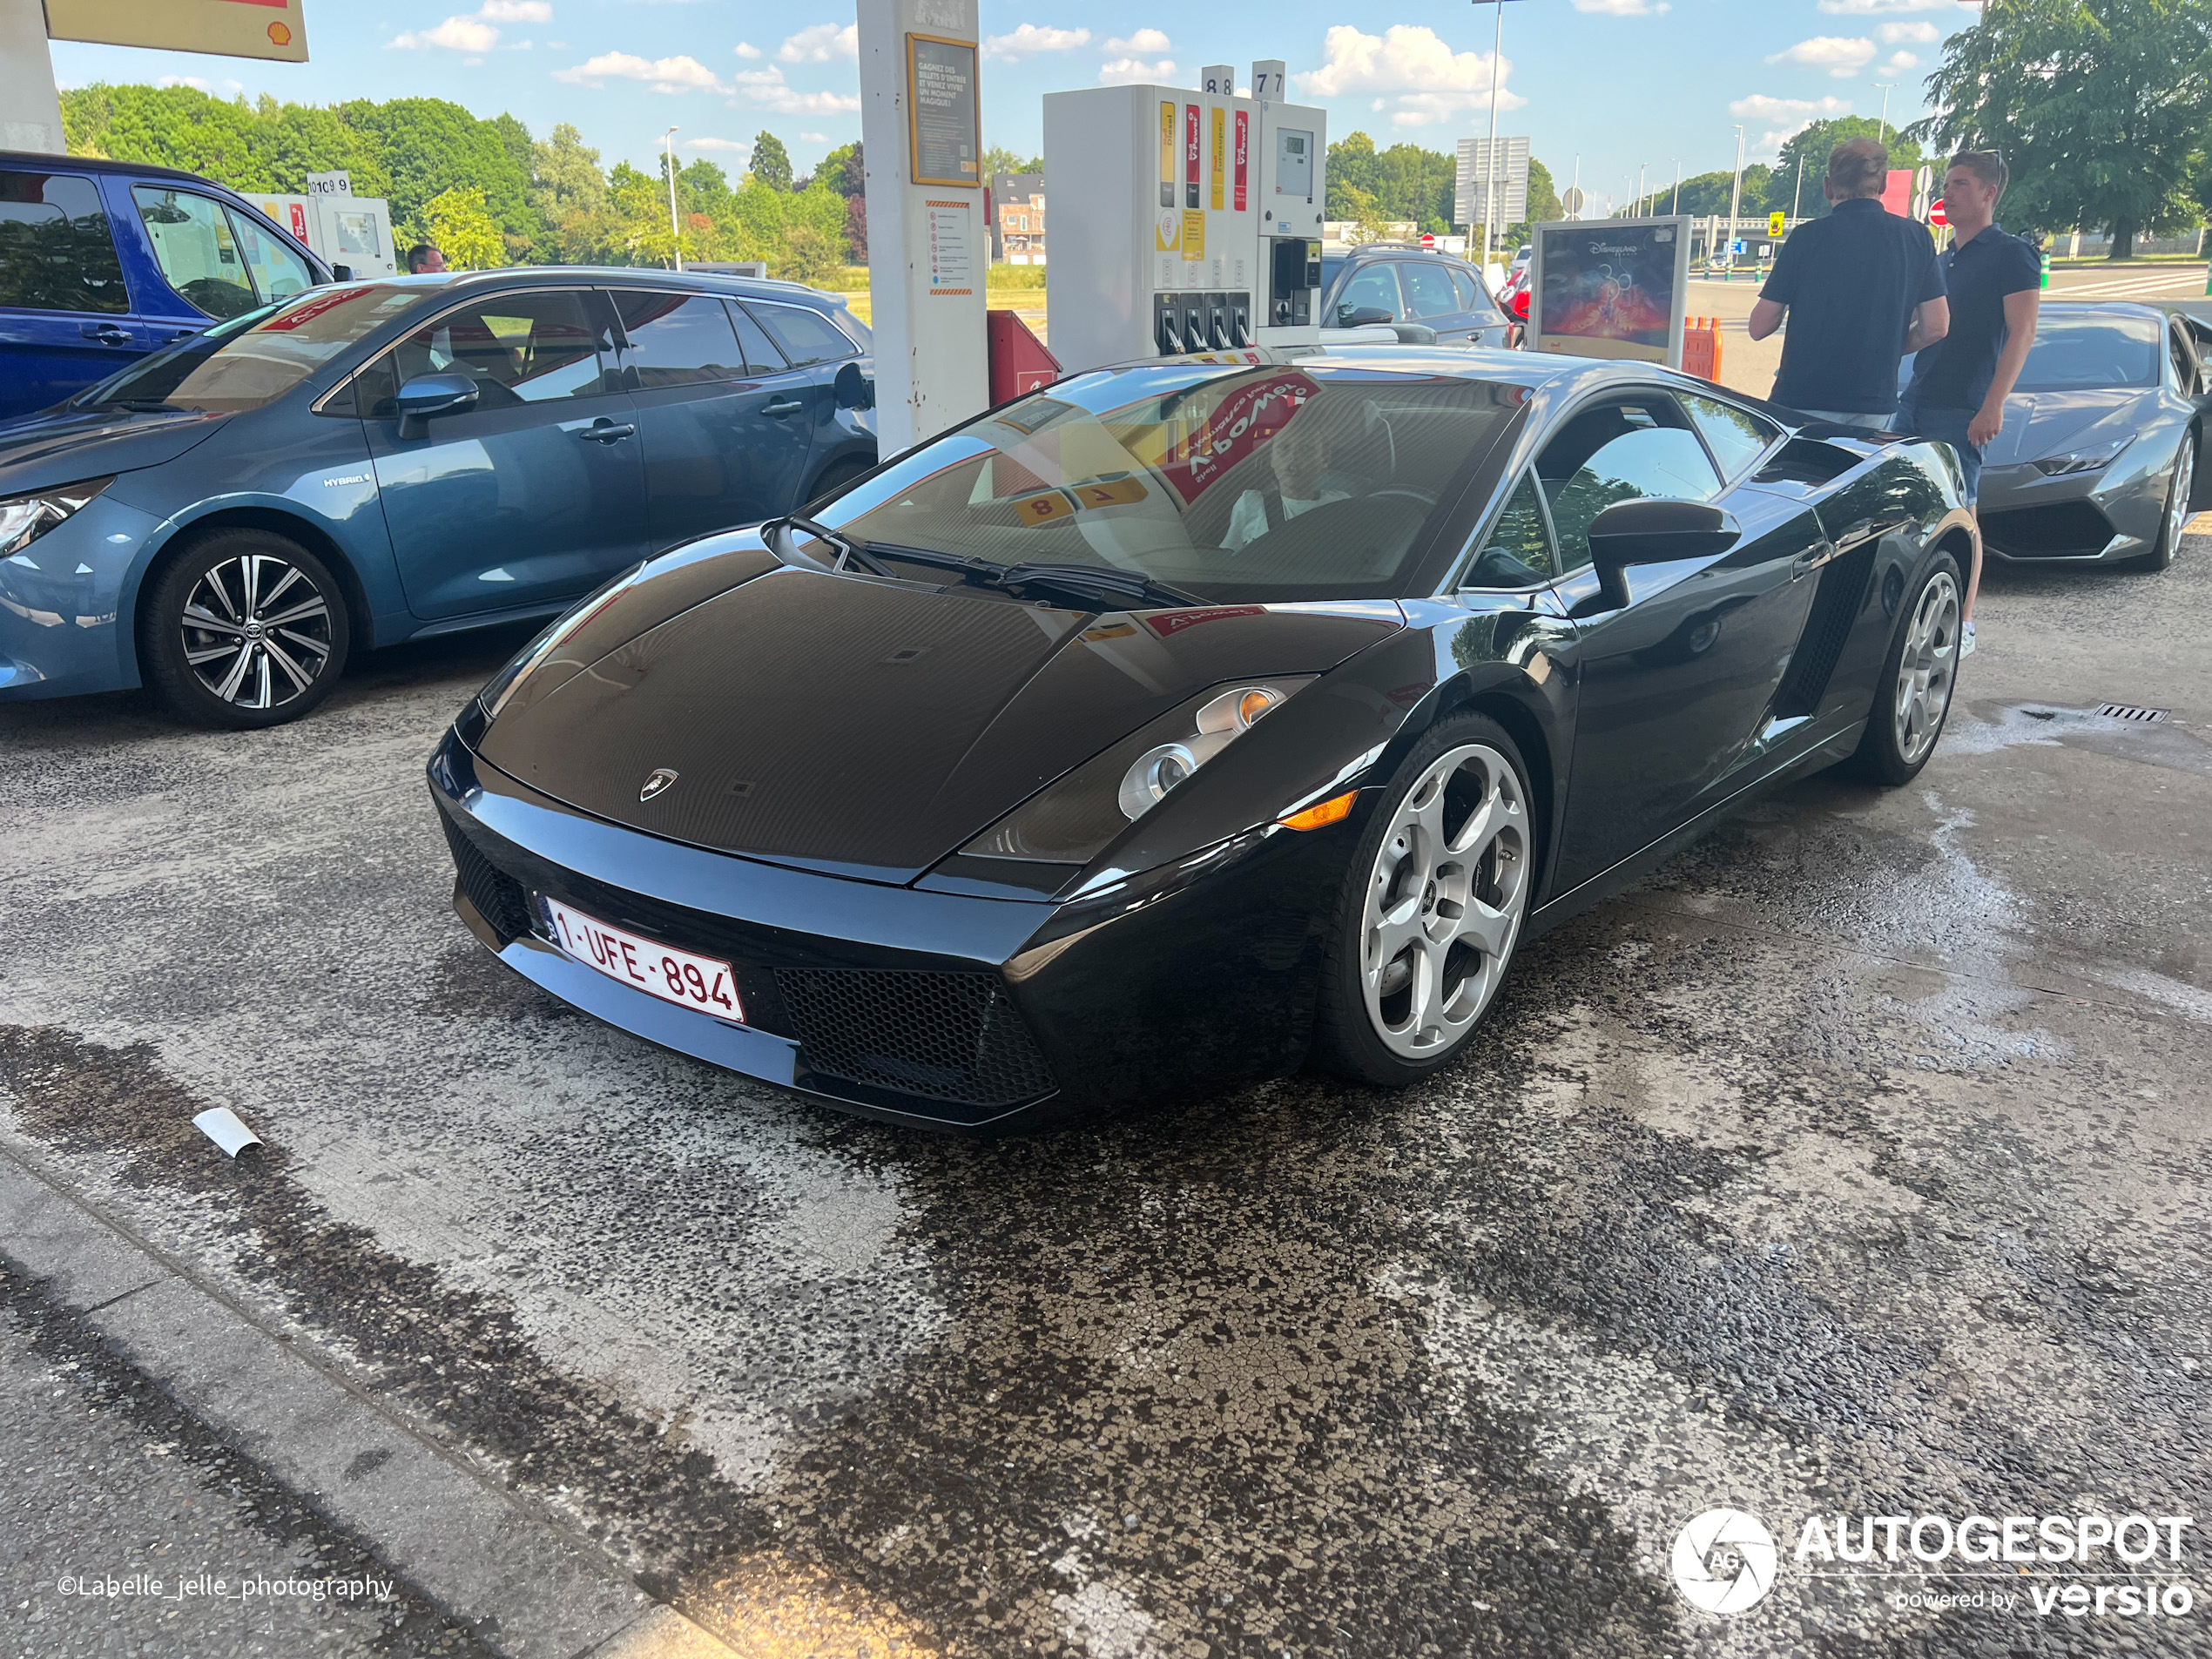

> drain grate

[{"left": 2097, "top": 703, "right": 2169, "bottom": 724}]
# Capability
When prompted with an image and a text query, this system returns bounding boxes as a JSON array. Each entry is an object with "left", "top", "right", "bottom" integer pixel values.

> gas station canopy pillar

[
  {"left": 1, "top": 0, "right": 65, "bottom": 153},
  {"left": 857, "top": 0, "right": 988, "bottom": 455}
]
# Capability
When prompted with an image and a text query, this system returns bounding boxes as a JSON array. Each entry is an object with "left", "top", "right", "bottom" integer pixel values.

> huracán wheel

[
  {"left": 2136, "top": 439, "right": 2195, "bottom": 572},
  {"left": 1892, "top": 567, "right": 1960, "bottom": 769}
]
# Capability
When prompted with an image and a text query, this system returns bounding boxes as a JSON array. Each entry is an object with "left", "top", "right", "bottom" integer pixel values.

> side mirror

[
  {"left": 330, "top": 264, "right": 354, "bottom": 282},
  {"left": 1342, "top": 305, "right": 1395, "bottom": 327},
  {"left": 395, "top": 372, "right": 478, "bottom": 437},
  {"left": 833, "top": 360, "right": 875, "bottom": 410},
  {"left": 1388, "top": 322, "right": 1439, "bottom": 346},
  {"left": 1585, "top": 498, "right": 1740, "bottom": 610}
]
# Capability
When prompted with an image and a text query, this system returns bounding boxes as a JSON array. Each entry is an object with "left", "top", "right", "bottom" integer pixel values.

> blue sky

[{"left": 51, "top": 0, "right": 1984, "bottom": 199}]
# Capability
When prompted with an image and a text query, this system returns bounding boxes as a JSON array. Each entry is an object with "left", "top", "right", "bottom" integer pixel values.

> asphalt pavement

[{"left": 3, "top": 524, "right": 2210, "bottom": 1656}]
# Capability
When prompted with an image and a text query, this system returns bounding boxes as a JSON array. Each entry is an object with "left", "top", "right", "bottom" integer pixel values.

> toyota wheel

[{"left": 140, "top": 530, "right": 351, "bottom": 729}]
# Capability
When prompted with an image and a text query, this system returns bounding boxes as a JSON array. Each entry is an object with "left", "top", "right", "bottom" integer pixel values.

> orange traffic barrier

[{"left": 1682, "top": 316, "right": 1724, "bottom": 383}]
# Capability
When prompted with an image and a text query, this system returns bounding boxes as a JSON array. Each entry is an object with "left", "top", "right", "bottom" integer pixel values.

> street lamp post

[
  {"left": 1635, "top": 162, "right": 1647, "bottom": 218},
  {"left": 1669, "top": 158, "right": 1681, "bottom": 215},
  {"left": 663, "top": 125, "right": 683, "bottom": 272},
  {"left": 1724, "top": 124, "right": 1744, "bottom": 272},
  {"left": 1874, "top": 83, "right": 1895, "bottom": 145},
  {"left": 1475, "top": 0, "right": 1531, "bottom": 276}
]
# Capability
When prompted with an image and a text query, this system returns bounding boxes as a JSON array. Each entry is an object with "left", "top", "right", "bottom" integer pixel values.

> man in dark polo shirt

[
  {"left": 1748, "top": 138, "right": 1949, "bottom": 431},
  {"left": 1898, "top": 150, "right": 2043, "bottom": 655}
]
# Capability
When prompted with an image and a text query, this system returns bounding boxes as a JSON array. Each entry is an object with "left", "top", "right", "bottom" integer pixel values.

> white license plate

[{"left": 542, "top": 898, "right": 744, "bottom": 1022}]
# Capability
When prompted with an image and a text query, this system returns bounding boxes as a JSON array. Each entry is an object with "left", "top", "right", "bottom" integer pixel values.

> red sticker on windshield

[
  {"left": 1151, "top": 371, "right": 1318, "bottom": 506},
  {"left": 1145, "top": 605, "right": 1265, "bottom": 637},
  {"left": 259, "top": 287, "right": 369, "bottom": 331}
]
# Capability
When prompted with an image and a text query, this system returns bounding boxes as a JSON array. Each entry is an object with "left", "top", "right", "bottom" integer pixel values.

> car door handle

[
  {"left": 576, "top": 421, "right": 636, "bottom": 443},
  {"left": 1792, "top": 541, "right": 1838, "bottom": 579},
  {"left": 762, "top": 399, "right": 805, "bottom": 417},
  {"left": 164, "top": 328, "right": 201, "bottom": 343},
  {"left": 81, "top": 325, "right": 133, "bottom": 347}
]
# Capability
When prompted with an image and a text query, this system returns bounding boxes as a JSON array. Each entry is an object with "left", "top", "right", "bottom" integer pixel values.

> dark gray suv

[{"left": 1319, "top": 246, "right": 1513, "bottom": 348}]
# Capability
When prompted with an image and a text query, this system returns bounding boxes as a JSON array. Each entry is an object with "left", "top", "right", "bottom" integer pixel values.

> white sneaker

[{"left": 1960, "top": 620, "right": 1977, "bottom": 657}]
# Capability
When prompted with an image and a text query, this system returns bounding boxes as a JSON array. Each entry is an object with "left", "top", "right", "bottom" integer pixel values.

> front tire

[
  {"left": 1846, "top": 549, "right": 1962, "bottom": 786},
  {"left": 139, "top": 530, "right": 351, "bottom": 729},
  {"left": 1312, "top": 715, "right": 1534, "bottom": 1087},
  {"left": 2129, "top": 436, "right": 2195, "bottom": 573}
]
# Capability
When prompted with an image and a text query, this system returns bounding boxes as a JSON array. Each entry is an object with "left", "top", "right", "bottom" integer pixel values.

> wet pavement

[{"left": 3, "top": 536, "right": 2209, "bottom": 1657}]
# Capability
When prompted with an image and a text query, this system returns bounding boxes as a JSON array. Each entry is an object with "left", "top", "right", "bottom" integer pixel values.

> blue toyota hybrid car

[{"left": 0, "top": 268, "right": 877, "bottom": 726}]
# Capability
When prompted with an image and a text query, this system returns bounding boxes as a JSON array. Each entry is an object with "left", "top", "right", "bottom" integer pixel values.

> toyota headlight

[
  {"left": 2033, "top": 438, "right": 2132, "bottom": 476},
  {"left": 966, "top": 679, "right": 1310, "bottom": 865},
  {"left": 0, "top": 477, "right": 112, "bottom": 558}
]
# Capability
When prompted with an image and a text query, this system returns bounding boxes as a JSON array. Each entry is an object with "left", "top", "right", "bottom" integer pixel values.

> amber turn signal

[{"left": 1278, "top": 790, "right": 1358, "bottom": 831}]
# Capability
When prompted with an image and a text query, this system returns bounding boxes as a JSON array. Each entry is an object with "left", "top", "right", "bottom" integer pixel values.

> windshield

[
  {"left": 71, "top": 282, "right": 425, "bottom": 413},
  {"left": 800, "top": 363, "right": 1523, "bottom": 603},
  {"left": 2014, "top": 313, "right": 2161, "bottom": 393}
]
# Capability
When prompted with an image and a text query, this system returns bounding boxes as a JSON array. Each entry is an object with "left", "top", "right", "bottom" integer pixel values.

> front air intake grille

[
  {"left": 441, "top": 813, "right": 533, "bottom": 941},
  {"left": 1979, "top": 500, "right": 2114, "bottom": 558},
  {"left": 778, "top": 968, "right": 1055, "bottom": 1108}
]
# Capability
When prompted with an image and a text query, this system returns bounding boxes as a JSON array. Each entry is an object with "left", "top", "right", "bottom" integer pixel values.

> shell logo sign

[{"left": 45, "top": 0, "right": 309, "bottom": 63}]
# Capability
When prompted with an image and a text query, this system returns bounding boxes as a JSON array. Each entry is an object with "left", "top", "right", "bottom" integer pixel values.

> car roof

[
  {"left": 0, "top": 149, "right": 219, "bottom": 185},
  {"left": 412, "top": 265, "right": 857, "bottom": 312},
  {"left": 2035, "top": 299, "right": 2171, "bottom": 322}
]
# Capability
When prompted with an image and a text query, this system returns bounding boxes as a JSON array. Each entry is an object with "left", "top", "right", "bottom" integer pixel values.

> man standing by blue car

[
  {"left": 1748, "top": 138, "right": 1950, "bottom": 435},
  {"left": 1896, "top": 150, "right": 2043, "bottom": 657}
]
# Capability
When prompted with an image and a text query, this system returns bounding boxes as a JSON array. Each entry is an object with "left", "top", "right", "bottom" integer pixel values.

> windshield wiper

[{"left": 780, "top": 513, "right": 894, "bottom": 577}]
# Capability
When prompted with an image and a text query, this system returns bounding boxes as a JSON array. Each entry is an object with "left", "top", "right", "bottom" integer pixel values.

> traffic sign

[
  {"left": 1929, "top": 198, "right": 1947, "bottom": 228},
  {"left": 1420, "top": 233, "right": 1436, "bottom": 249},
  {"left": 1561, "top": 185, "right": 1586, "bottom": 216},
  {"left": 1768, "top": 211, "right": 1785, "bottom": 237}
]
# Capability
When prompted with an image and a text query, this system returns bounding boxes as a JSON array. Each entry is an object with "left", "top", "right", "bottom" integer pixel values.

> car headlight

[
  {"left": 0, "top": 478, "right": 112, "bottom": 558},
  {"left": 2033, "top": 438, "right": 2132, "bottom": 476},
  {"left": 966, "top": 678, "right": 1311, "bottom": 866}
]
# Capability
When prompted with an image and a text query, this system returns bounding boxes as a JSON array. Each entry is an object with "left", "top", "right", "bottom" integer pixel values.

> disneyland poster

[{"left": 1531, "top": 218, "right": 1691, "bottom": 368}]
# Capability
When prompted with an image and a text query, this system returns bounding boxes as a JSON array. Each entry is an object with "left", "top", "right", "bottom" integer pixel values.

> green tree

[
  {"left": 818, "top": 140, "right": 865, "bottom": 198},
  {"left": 1772, "top": 118, "right": 1921, "bottom": 221},
  {"left": 979, "top": 143, "right": 1042, "bottom": 180},
  {"left": 418, "top": 186, "right": 505, "bottom": 269},
  {"left": 529, "top": 121, "right": 611, "bottom": 261},
  {"left": 1912, "top": 0, "right": 2212, "bottom": 255},
  {"left": 336, "top": 97, "right": 543, "bottom": 256},
  {"left": 750, "top": 130, "right": 792, "bottom": 192}
]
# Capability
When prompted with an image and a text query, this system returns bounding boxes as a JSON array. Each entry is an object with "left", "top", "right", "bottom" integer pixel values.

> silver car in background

[{"left": 1962, "top": 301, "right": 2210, "bottom": 572}]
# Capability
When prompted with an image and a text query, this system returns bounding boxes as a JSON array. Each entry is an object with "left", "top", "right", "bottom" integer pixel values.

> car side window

[
  {"left": 1448, "top": 266, "right": 1496, "bottom": 320},
  {"left": 226, "top": 207, "right": 312, "bottom": 305},
  {"left": 745, "top": 300, "right": 857, "bottom": 368},
  {"left": 1537, "top": 399, "right": 1723, "bottom": 572},
  {"left": 1461, "top": 472, "right": 1556, "bottom": 589},
  {"left": 1399, "top": 260, "right": 1460, "bottom": 320},
  {"left": 2170, "top": 322, "right": 2199, "bottom": 395},
  {"left": 1679, "top": 392, "right": 1782, "bottom": 482},
  {"left": 614, "top": 290, "right": 749, "bottom": 388},
  {"left": 1335, "top": 262, "right": 1402, "bottom": 324},
  {"left": 361, "top": 290, "right": 617, "bottom": 416},
  {"left": 725, "top": 302, "right": 789, "bottom": 374},
  {"left": 132, "top": 187, "right": 260, "bottom": 319},
  {"left": 0, "top": 171, "right": 131, "bottom": 315}
]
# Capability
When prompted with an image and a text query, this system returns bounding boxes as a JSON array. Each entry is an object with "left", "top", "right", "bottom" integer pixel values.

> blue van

[{"left": 1, "top": 152, "right": 336, "bottom": 421}]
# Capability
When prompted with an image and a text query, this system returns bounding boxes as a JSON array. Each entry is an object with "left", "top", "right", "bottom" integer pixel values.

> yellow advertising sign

[
  {"left": 1159, "top": 101, "right": 1177, "bottom": 207},
  {"left": 1210, "top": 107, "right": 1225, "bottom": 211},
  {"left": 1182, "top": 208, "right": 1206, "bottom": 263},
  {"left": 47, "top": 0, "right": 309, "bottom": 61},
  {"left": 1769, "top": 211, "right": 1787, "bottom": 237}
]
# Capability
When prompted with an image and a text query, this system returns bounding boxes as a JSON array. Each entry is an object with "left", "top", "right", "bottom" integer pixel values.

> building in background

[{"left": 990, "top": 172, "right": 1044, "bottom": 265}]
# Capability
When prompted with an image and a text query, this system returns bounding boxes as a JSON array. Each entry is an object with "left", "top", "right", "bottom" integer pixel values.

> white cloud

[
  {"left": 1879, "top": 49, "right": 1921, "bottom": 71},
  {"left": 390, "top": 15, "right": 501, "bottom": 51},
  {"left": 1729, "top": 91, "right": 1857, "bottom": 154},
  {"left": 477, "top": 0, "right": 550, "bottom": 19},
  {"left": 1878, "top": 19, "right": 1940, "bottom": 41},
  {"left": 553, "top": 50, "right": 724, "bottom": 91},
  {"left": 734, "top": 40, "right": 761, "bottom": 57},
  {"left": 1296, "top": 24, "right": 1521, "bottom": 127},
  {"left": 682, "top": 136, "right": 752, "bottom": 152},
  {"left": 1817, "top": 0, "right": 1970, "bottom": 11},
  {"left": 1572, "top": 0, "right": 1670, "bottom": 13},
  {"left": 799, "top": 131, "right": 827, "bottom": 142},
  {"left": 1103, "top": 29, "right": 1170, "bottom": 53},
  {"left": 984, "top": 24, "right": 1090, "bottom": 59},
  {"left": 778, "top": 23, "right": 857, "bottom": 63},
  {"left": 1099, "top": 57, "right": 1175, "bottom": 84},
  {"left": 1768, "top": 35, "right": 1878, "bottom": 76},
  {"left": 730, "top": 65, "right": 862, "bottom": 114},
  {"left": 158, "top": 73, "right": 244, "bottom": 93}
]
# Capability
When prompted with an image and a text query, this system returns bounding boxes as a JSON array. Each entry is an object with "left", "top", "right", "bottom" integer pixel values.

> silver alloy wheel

[
  {"left": 1360, "top": 741, "right": 1530, "bottom": 1058},
  {"left": 2167, "top": 442, "right": 2195, "bottom": 557},
  {"left": 1893, "top": 569, "right": 1960, "bottom": 766},
  {"left": 179, "top": 554, "right": 334, "bottom": 711}
]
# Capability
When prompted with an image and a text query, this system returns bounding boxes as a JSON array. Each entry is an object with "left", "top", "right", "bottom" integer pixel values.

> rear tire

[
  {"left": 139, "top": 529, "right": 351, "bottom": 730},
  {"left": 1845, "top": 548, "right": 1962, "bottom": 787},
  {"left": 1312, "top": 714, "right": 1534, "bottom": 1087},
  {"left": 2128, "top": 436, "right": 2195, "bottom": 573},
  {"left": 803, "top": 456, "right": 875, "bottom": 512}
]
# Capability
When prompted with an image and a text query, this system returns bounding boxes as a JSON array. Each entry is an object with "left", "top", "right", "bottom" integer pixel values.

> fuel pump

[{"left": 1044, "top": 64, "right": 1325, "bottom": 374}]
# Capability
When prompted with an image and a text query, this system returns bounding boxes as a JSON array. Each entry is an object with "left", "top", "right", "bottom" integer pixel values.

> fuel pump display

[{"left": 1046, "top": 72, "right": 1326, "bottom": 374}]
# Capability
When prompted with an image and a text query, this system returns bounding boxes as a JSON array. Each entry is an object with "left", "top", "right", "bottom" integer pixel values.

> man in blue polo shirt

[
  {"left": 1748, "top": 138, "right": 1949, "bottom": 432},
  {"left": 1898, "top": 150, "right": 2043, "bottom": 656}
]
